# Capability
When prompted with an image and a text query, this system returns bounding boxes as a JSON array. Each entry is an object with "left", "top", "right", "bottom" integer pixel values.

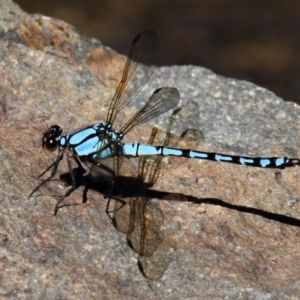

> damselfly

[{"left": 29, "top": 30, "right": 300, "bottom": 214}]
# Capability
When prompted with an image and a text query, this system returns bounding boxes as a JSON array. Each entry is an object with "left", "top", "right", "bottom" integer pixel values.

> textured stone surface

[{"left": 1, "top": 0, "right": 300, "bottom": 299}]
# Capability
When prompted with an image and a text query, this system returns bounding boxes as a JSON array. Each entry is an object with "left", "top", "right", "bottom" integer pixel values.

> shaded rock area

[{"left": 1, "top": 0, "right": 300, "bottom": 299}]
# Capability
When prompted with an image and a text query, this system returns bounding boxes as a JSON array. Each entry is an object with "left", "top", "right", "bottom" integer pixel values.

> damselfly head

[{"left": 42, "top": 125, "right": 62, "bottom": 151}]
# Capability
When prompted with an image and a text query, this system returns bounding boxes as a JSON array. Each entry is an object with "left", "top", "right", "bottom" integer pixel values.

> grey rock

[{"left": 1, "top": 0, "right": 300, "bottom": 299}]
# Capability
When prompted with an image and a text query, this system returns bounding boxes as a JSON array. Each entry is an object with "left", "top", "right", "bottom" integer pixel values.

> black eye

[
  {"left": 42, "top": 125, "right": 62, "bottom": 151},
  {"left": 49, "top": 125, "right": 62, "bottom": 138},
  {"left": 43, "top": 137, "right": 58, "bottom": 151}
]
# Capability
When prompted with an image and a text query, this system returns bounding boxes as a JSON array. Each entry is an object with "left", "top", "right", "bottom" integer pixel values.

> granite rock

[{"left": 1, "top": 0, "right": 300, "bottom": 299}]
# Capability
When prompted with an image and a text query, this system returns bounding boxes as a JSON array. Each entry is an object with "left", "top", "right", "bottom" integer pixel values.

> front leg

[
  {"left": 54, "top": 154, "right": 78, "bottom": 215},
  {"left": 28, "top": 149, "right": 64, "bottom": 199}
]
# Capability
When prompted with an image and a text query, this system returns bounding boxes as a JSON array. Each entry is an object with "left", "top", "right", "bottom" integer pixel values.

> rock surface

[{"left": 1, "top": 0, "right": 300, "bottom": 299}]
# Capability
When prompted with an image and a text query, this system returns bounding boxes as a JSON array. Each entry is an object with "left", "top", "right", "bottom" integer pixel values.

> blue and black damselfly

[{"left": 29, "top": 30, "right": 300, "bottom": 214}]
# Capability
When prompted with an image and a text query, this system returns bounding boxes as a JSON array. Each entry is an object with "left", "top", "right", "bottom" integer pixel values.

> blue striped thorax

[{"left": 43, "top": 122, "right": 123, "bottom": 159}]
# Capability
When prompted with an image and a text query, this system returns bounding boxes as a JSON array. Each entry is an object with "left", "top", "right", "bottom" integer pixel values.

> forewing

[{"left": 106, "top": 31, "right": 159, "bottom": 126}]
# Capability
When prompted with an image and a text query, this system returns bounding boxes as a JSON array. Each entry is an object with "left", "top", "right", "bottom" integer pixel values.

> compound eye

[
  {"left": 50, "top": 125, "right": 62, "bottom": 138},
  {"left": 42, "top": 124, "right": 62, "bottom": 151},
  {"left": 43, "top": 137, "right": 58, "bottom": 151}
]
